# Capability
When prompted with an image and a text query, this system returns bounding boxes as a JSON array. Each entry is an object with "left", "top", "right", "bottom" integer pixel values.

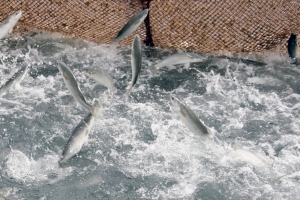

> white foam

[
  {"left": 4, "top": 149, "right": 73, "bottom": 185},
  {"left": 1, "top": 33, "right": 300, "bottom": 199}
]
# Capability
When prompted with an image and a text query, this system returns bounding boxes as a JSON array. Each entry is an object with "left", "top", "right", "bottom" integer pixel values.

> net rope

[{"left": 0, "top": 0, "right": 299, "bottom": 53}]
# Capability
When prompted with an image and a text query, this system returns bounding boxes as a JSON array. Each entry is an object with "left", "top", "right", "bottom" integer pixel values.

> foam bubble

[{"left": 4, "top": 149, "right": 73, "bottom": 185}]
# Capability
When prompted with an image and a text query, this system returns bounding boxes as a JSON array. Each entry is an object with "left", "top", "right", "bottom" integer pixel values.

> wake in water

[{"left": 0, "top": 33, "right": 299, "bottom": 199}]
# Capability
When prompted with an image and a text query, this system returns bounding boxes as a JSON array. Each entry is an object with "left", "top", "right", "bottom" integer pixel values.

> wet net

[{"left": 0, "top": 0, "right": 299, "bottom": 53}]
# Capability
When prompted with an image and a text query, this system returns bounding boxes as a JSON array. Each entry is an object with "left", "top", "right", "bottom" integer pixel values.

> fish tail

[
  {"left": 92, "top": 100, "right": 101, "bottom": 116},
  {"left": 58, "top": 156, "right": 67, "bottom": 165},
  {"left": 126, "top": 86, "right": 133, "bottom": 95},
  {"left": 149, "top": 65, "right": 157, "bottom": 74},
  {"left": 290, "top": 58, "right": 297, "bottom": 64},
  {"left": 110, "top": 38, "right": 120, "bottom": 44}
]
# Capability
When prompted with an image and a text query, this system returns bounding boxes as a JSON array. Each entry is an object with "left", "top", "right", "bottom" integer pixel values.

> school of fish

[
  {"left": 0, "top": 9, "right": 298, "bottom": 195},
  {"left": 0, "top": 9, "right": 213, "bottom": 165}
]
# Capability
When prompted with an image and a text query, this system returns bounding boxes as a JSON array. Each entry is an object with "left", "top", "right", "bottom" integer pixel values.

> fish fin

[
  {"left": 9, "top": 28, "right": 13, "bottom": 33},
  {"left": 92, "top": 100, "right": 101, "bottom": 116},
  {"left": 149, "top": 65, "right": 157, "bottom": 74}
]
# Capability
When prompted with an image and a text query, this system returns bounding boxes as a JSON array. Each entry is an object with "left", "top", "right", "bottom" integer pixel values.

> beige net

[{"left": 0, "top": 0, "right": 299, "bottom": 53}]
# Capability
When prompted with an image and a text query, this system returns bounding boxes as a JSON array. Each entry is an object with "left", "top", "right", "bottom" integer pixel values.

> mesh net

[{"left": 0, "top": 0, "right": 299, "bottom": 53}]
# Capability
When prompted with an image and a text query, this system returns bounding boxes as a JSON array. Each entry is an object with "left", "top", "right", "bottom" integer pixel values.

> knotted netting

[{"left": 0, "top": 0, "right": 299, "bottom": 53}]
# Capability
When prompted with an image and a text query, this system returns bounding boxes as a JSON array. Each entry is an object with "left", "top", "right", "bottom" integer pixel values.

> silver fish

[
  {"left": 170, "top": 95, "right": 210, "bottom": 137},
  {"left": 150, "top": 53, "right": 204, "bottom": 74},
  {"left": 0, "top": 11, "right": 22, "bottom": 40},
  {"left": 59, "top": 101, "right": 101, "bottom": 163},
  {"left": 127, "top": 35, "right": 142, "bottom": 94},
  {"left": 57, "top": 61, "right": 93, "bottom": 112},
  {"left": 0, "top": 65, "right": 28, "bottom": 97},
  {"left": 287, "top": 34, "right": 298, "bottom": 60},
  {"left": 80, "top": 68, "right": 117, "bottom": 92},
  {"left": 111, "top": 9, "right": 148, "bottom": 43}
]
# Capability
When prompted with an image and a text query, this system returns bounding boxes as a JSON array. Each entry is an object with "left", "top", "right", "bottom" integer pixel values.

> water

[{"left": 0, "top": 33, "right": 300, "bottom": 199}]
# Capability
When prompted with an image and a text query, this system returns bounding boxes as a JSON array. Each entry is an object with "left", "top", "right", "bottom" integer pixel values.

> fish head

[
  {"left": 170, "top": 95, "right": 181, "bottom": 112},
  {"left": 170, "top": 94, "right": 176, "bottom": 102},
  {"left": 57, "top": 61, "right": 70, "bottom": 74},
  {"left": 136, "top": 9, "right": 149, "bottom": 23},
  {"left": 141, "top": 9, "right": 149, "bottom": 18},
  {"left": 57, "top": 63, "right": 70, "bottom": 81},
  {"left": 10, "top": 11, "right": 22, "bottom": 21}
]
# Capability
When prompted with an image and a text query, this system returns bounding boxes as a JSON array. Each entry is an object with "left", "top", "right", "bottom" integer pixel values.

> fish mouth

[{"left": 143, "top": 9, "right": 149, "bottom": 15}]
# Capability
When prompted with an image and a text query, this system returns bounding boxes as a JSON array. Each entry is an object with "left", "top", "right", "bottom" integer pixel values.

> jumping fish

[
  {"left": 287, "top": 34, "right": 298, "bottom": 60},
  {"left": 170, "top": 95, "right": 210, "bottom": 137},
  {"left": 0, "top": 65, "right": 28, "bottom": 97},
  {"left": 57, "top": 61, "right": 93, "bottom": 112},
  {"left": 80, "top": 68, "right": 117, "bottom": 92},
  {"left": 127, "top": 35, "right": 142, "bottom": 94},
  {"left": 150, "top": 53, "right": 204, "bottom": 74},
  {"left": 232, "top": 144, "right": 272, "bottom": 173},
  {"left": 111, "top": 9, "right": 148, "bottom": 43},
  {"left": 0, "top": 11, "right": 22, "bottom": 40},
  {"left": 59, "top": 100, "right": 101, "bottom": 163}
]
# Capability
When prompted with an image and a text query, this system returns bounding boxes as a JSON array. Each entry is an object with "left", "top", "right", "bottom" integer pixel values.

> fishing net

[{"left": 0, "top": 0, "right": 299, "bottom": 53}]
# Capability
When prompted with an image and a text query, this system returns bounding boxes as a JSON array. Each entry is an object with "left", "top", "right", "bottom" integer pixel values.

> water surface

[{"left": 0, "top": 33, "right": 300, "bottom": 199}]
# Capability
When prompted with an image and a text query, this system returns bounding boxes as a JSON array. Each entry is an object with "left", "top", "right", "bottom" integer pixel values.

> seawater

[{"left": 0, "top": 33, "right": 300, "bottom": 199}]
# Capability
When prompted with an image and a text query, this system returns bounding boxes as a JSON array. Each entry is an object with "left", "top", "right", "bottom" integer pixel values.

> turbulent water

[{"left": 0, "top": 33, "right": 300, "bottom": 200}]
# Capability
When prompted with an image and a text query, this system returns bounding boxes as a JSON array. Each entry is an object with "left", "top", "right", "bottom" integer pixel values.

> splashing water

[{"left": 0, "top": 33, "right": 300, "bottom": 199}]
